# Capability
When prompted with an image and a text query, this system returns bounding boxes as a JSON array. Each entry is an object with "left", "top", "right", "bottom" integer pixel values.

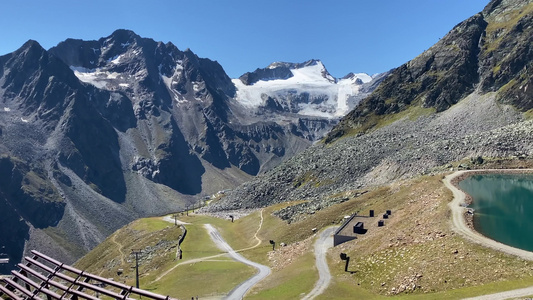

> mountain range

[
  {"left": 0, "top": 30, "right": 381, "bottom": 272},
  {"left": 207, "top": 0, "right": 532, "bottom": 220},
  {"left": 1, "top": 0, "right": 531, "bottom": 277}
]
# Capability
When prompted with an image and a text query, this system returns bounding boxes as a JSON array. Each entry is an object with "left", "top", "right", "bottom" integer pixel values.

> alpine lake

[{"left": 459, "top": 173, "right": 533, "bottom": 251}]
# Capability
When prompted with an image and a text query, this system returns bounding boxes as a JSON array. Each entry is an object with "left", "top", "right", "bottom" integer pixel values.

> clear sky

[{"left": 0, "top": 0, "right": 489, "bottom": 78}]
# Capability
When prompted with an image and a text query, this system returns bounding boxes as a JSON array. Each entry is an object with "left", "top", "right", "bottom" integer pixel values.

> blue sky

[{"left": 0, "top": 0, "right": 489, "bottom": 78}]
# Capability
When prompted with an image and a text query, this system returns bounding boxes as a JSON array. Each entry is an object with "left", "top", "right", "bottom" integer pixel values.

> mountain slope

[
  {"left": 0, "top": 30, "right": 381, "bottom": 272},
  {"left": 326, "top": 0, "right": 532, "bottom": 141},
  {"left": 0, "top": 40, "right": 135, "bottom": 271},
  {"left": 208, "top": 0, "right": 533, "bottom": 215}
]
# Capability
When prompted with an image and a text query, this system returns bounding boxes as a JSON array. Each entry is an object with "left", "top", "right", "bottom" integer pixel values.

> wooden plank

[
  {"left": 132, "top": 287, "right": 172, "bottom": 300},
  {"left": 0, "top": 284, "right": 24, "bottom": 300},
  {"left": 73, "top": 279, "right": 127, "bottom": 300},
  {"left": 28, "top": 251, "right": 176, "bottom": 300},
  {"left": 18, "top": 263, "right": 67, "bottom": 288},
  {"left": 11, "top": 271, "right": 62, "bottom": 299},
  {"left": 22, "top": 258, "right": 99, "bottom": 300},
  {"left": 3, "top": 277, "right": 44, "bottom": 300},
  {"left": 64, "top": 287, "right": 100, "bottom": 300},
  {"left": 24, "top": 256, "right": 78, "bottom": 284},
  {"left": 82, "top": 273, "right": 138, "bottom": 299},
  {"left": 17, "top": 264, "right": 70, "bottom": 297},
  {"left": 31, "top": 250, "right": 84, "bottom": 275}
]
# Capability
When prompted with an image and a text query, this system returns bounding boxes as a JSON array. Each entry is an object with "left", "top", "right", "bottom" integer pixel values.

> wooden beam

[
  {"left": 11, "top": 271, "right": 62, "bottom": 299},
  {"left": 3, "top": 277, "right": 44, "bottom": 300},
  {"left": 0, "top": 284, "right": 24, "bottom": 300}
]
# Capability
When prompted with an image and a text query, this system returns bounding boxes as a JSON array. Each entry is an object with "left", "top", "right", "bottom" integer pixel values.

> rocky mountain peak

[
  {"left": 267, "top": 59, "right": 323, "bottom": 70},
  {"left": 239, "top": 59, "right": 335, "bottom": 86},
  {"left": 106, "top": 29, "right": 141, "bottom": 45},
  {"left": 18, "top": 39, "right": 44, "bottom": 52},
  {"left": 482, "top": 0, "right": 530, "bottom": 19}
]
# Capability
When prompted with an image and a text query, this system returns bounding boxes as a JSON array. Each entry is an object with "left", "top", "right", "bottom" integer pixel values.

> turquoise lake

[{"left": 458, "top": 173, "right": 533, "bottom": 251}]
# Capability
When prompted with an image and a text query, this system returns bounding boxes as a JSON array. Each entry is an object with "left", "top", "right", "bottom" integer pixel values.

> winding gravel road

[
  {"left": 302, "top": 226, "right": 338, "bottom": 300},
  {"left": 204, "top": 224, "right": 271, "bottom": 300}
]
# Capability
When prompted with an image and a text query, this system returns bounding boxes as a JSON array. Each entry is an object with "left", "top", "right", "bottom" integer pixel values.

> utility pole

[
  {"left": 172, "top": 213, "right": 178, "bottom": 226},
  {"left": 131, "top": 249, "right": 142, "bottom": 288}
]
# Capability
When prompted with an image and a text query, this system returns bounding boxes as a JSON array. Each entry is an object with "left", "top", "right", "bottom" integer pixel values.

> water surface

[{"left": 459, "top": 173, "right": 533, "bottom": 251}]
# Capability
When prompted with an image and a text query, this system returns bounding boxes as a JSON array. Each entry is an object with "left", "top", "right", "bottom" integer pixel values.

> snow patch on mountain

[
  {"left": 71, "top": 66, "right": 113, "bottom": 89},
  {"left": 159, "top": 62, "right": 188, "bottom": 103},
  {"left": 70, "top": 65, "right": 138, "bottom": 91}
]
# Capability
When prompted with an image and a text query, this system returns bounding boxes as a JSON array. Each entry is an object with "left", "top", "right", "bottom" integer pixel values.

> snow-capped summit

[
  {"left": 233, "top": 60, "right": 379, "bottom": 118},
  {"left": 341, "top": 72, "right": 373, "bottom": 85},
  {"left": 239, "top": 59, "right": 335, "bottom": 85}
]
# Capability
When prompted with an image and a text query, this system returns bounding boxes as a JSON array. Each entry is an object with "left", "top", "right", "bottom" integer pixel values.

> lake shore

[{"left": 444, "top": 169, "right": 533, "bottom": 261}]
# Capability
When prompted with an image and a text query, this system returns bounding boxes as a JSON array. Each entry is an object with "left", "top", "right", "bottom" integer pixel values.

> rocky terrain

[
  {"left": 0, "top": 29, "right": 381, "bottom": 272},
  {"left": 207, "top": 0, "right": 533, "bottom": 217}
]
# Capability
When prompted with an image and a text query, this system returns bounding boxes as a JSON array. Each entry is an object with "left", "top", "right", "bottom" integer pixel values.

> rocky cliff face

[
  {"left": 50, "top": 30, "right": 321, "bottom": 179},
  {"left": 478, "top": 0, "right": 533, "bottom": 109},
  {"left": 326, "top": 0, "right": 531, "bottom": 142},
  {"left": 208, "top": 0, "right": 533, "bottom": 217},
  {"left": 0, "top": 40, "right": 127, "bottom": 272}
]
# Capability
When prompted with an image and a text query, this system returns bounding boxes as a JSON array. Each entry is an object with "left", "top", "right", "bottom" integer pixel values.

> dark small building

[{"left": 353, "top": 222, "right": 367, "bottom": 234}]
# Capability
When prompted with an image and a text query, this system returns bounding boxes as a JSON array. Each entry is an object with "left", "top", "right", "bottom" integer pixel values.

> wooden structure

[{"left": 0, "top": 250, "right": 178, "bottom": 300}]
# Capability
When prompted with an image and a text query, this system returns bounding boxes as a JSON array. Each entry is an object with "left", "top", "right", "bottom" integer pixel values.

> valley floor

[{"left": 71, "top": 160, "right": 533, "bottom": 299}]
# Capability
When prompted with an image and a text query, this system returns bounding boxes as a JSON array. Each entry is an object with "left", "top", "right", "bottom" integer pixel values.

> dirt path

[
  {"left": 302, "top": 226, "right": 338, "bottom": 300},
  {"left": 204, "top": 224, "right": 271, "bottom": 300},
  {"left": 153, "top": 252, "right": 228, "bottom": 283},
  {"left": 444, "top": 170, "right": 533, "bottom": 261},
  {"left": 237, "top": 209, "right": 264, "bottom": 252},
  {"left": 111, "top": 233, "right": 126, "bottom": 265},
  {"left": 154, "top": 210, "right": 269, "bottom": 293},
  {"left": 463, "top": 286, "right": 533, "bottom": 300},
  {"left": 162, "top": 215, "right": 189, "bottom": 225}
]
